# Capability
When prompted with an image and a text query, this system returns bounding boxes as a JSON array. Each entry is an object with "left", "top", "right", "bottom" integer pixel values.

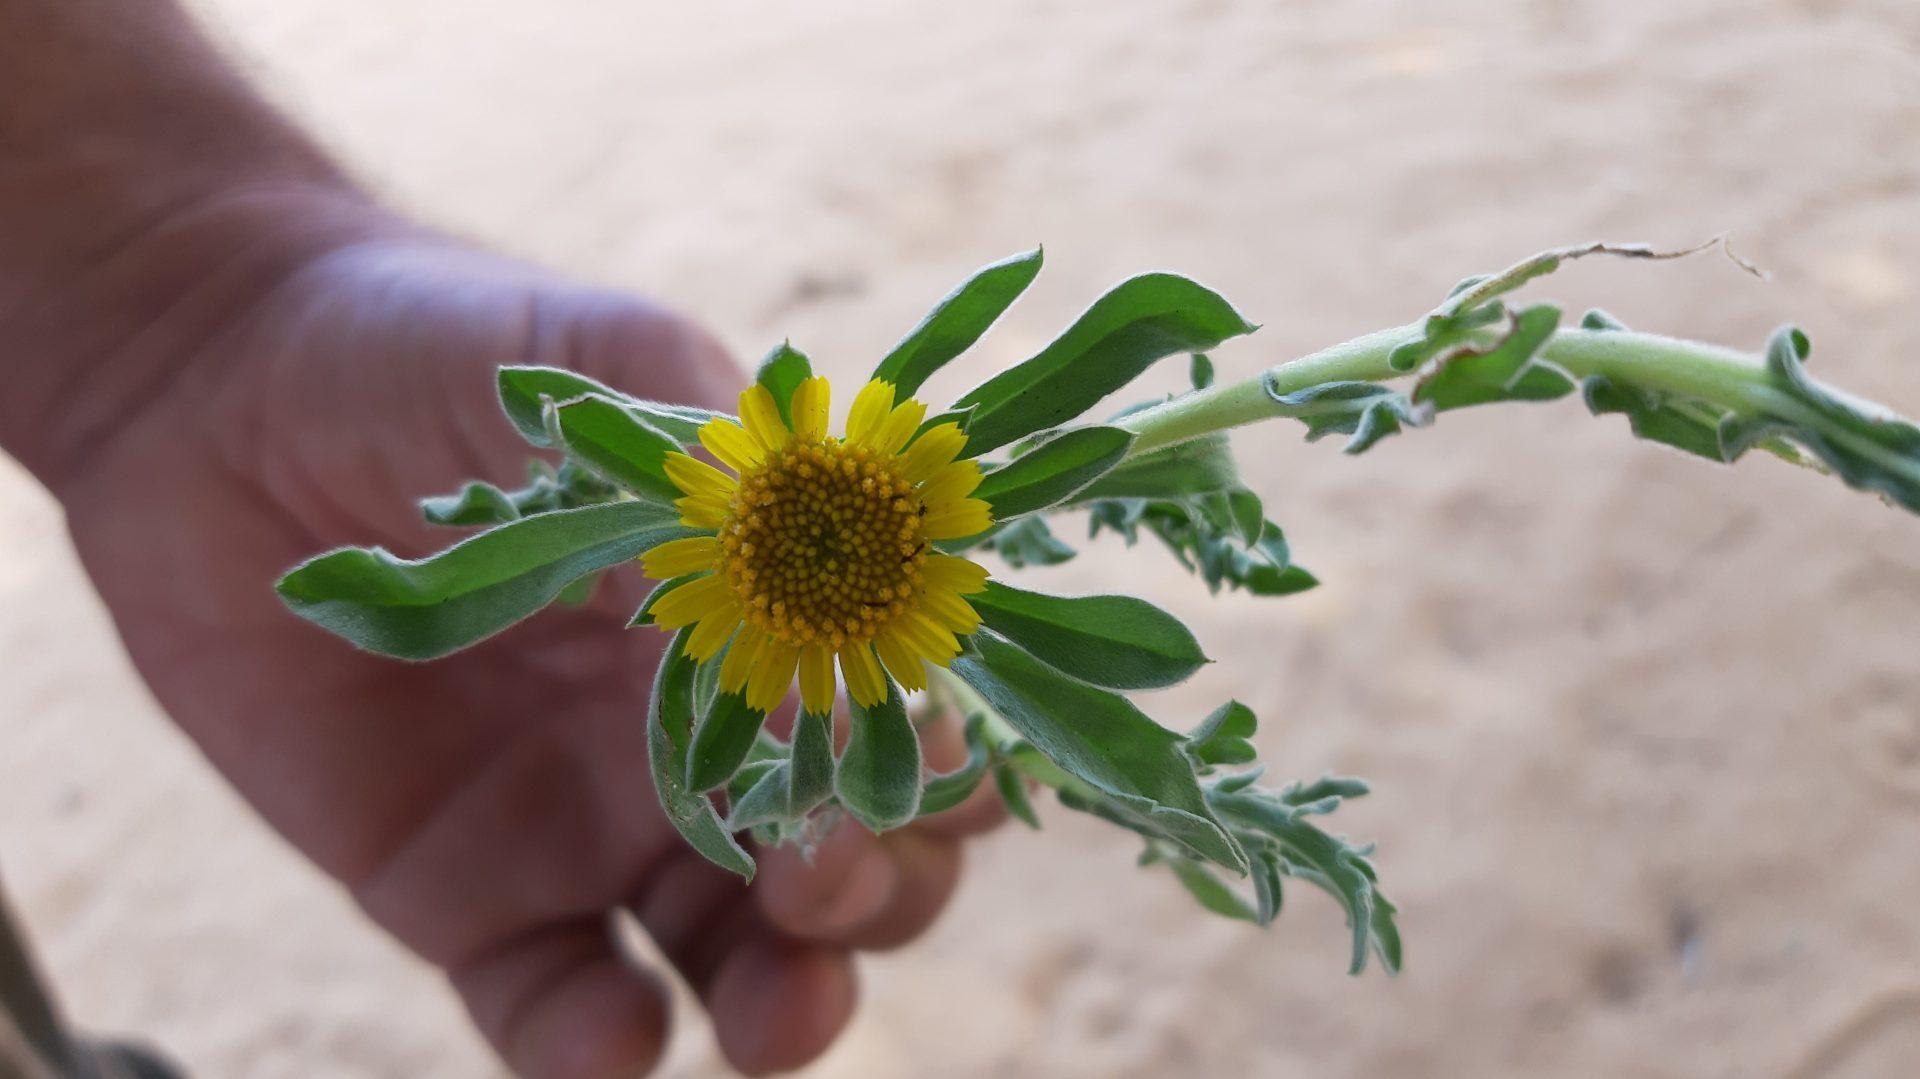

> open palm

[{"left": 53, "top": 233, "right": 994, "bottom": 1077}]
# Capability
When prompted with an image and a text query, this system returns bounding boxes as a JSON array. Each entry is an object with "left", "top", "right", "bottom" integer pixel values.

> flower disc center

[{"left": 718, "top": 438, "right": 927, "bottom": 649}]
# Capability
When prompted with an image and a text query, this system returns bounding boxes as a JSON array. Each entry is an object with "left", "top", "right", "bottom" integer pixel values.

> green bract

[{"left": 275, "top": 241, "right": 1920, "bottom": 980}]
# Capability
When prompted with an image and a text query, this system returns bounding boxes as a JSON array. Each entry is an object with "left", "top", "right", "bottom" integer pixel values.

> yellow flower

[{"left": 643, "top": 376, "right": 994, "bottom": 715}]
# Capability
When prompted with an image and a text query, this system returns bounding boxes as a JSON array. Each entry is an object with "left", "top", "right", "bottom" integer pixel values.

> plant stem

[{"left": 1115, "top": 324, "right": 1800, "bottom": 457}]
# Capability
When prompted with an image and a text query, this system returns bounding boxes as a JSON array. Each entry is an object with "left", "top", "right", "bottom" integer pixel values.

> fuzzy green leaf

[
  {"left": 919, "top": 717, "right": 992, "bottom": 816},
  {"left": 277, "top": 501, "right": 691, "bottom": 660},
  {"left": 755, "top": 343, "right": 813, "bottom": 425},
  {"left": 1072, "top": 433, "right": 1240, "bottom": 501},
  {"left": 787, "top": 709, "right": 837, "bottom": 815},
  {"left": 971, "top": 581, "right": 1207, "bottom": 690},
  {"left": 648, "top": 632, "right": 754, "bottom": 880},
  {"left": 994, "top": 764, "right": 1042, "bottom": 829},
  {"left": 976, "top": 426, "right": 1134, "bottom": 519},
  {"left": 421, "top": 480, "right": 524, "bottom": 527},
  {"left": 1167, "top": 858, "right": 1259, "bottom": 922},
  {"left": 983, "top": 516, "right": 1079, "bottom": 568},
  {"left": 836, "top": 682, "right": 922, "bottom": 832},
  {"left": 686, "top": 691, "right": 769, "bottom": 792},
  {"left": 955, "top": 273, "right": 1257, "bottom": 454},
  {"left": 951, "top": 631, "right": 1244, "bottom": 872},
  {"left": 498, "top": 365, "right": 719, "bottom": 447},
  {"left": 546, "top": 395, "right": 682, "bottom": 503},
  {"left": 874, "top": 248, "right": 1044, "bottom": 397},
  {"left": 1188, "top": 701, "right": 1258, "bottom": 766}
]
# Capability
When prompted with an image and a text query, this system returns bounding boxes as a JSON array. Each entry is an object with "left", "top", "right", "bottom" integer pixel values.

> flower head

[{"left": 643, "top": 377, "right": 993, "bottom": 714}]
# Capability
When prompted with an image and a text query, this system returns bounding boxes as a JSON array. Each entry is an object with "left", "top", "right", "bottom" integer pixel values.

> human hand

[{"left": 45, "top": 205, "right": 1001, "bottom": 1077}]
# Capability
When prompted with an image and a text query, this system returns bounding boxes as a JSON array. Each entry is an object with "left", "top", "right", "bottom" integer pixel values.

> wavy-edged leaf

[
  {"left": 1086, "top": 498, "right": 1315, "bottom": 598},
  {"left": 648, "top": 632, "right": 755, "bottom": 880},
  {"left": 546, "top": 395, "right": 682, "bottom": 502},
  {"left": 421, "top": 481, "right": 524, "bottom": 527},
  {"left": 971, "top": 581, "right": 1207, "bottom": 690},
  {"left": 950, "top": 631, "right": 1244, "bottom": 872},
  {"left": 955, "top": 273, "right": 1257, "bottom": 454},
  {"left": 983, "top": 515, "right": 1079, "bottom": 568},
  {"left": 836, "top": 682, "right": 922, "bottom": 832},
  {"left": 498, "top": 365, "right": 720, "bottom": 447},
  {"left": 976, "top": 426, "right": 1133, "bottom": 519},
  {"left": 277, "top": 501, "right": 691, "bottom": 660},
  {"left": 875, "top": 248, "right": 1043, "bottom": 397},
  {"left": 1188, "top": 700, "right": 1257, "bottom": 766}
]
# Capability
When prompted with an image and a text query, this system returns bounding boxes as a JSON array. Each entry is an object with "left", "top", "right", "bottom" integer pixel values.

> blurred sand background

[{"left": 6, "top": 0, "right": 1920, "bottom": 1075}]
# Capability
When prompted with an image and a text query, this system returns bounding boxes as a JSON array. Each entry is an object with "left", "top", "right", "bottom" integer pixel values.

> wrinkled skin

[{"left": 42, "top": 203, "right": 1001, "bottom": 1078}]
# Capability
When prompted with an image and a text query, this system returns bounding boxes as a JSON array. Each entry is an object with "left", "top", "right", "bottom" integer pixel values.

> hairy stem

[{"left": 1116, "top": 325, "right": 1812, "bottom": 456}]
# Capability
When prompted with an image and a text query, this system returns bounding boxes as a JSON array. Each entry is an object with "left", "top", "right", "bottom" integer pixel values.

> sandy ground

[{"left": 6, "top": 0, "right": 1920, "bottom": 1075}]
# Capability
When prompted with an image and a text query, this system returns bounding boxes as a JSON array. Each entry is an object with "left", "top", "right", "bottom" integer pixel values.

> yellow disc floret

[{"left": 644, "top": 375, "right": 994, "bottom": 715}]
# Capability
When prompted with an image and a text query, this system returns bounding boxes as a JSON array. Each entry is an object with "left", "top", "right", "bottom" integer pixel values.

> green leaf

[
  {"left": 971, "top": 581, "right": 1207, "bottom": 690},
  {"left": 954, "top": 273, "right": 1258, "bottom": 454},
  {"left": 1086, "top": 498, "right": 1315, "bottom": 598},
  {"left": 919, "top": 717, "right": 992, "bottom": 816},
  {"left": 755, "top": 343, "right": 812, "bottom": 425},
  {"left": 951, "top": 631, "right": 1244, "bottom": 872},
  {"left": 874, "top": 248, "right": 1044, "bottom": 397},
  {"left": 497, "top": 365, "right": 720, "bottom": 447},
  {"left": 1188, "top": 701, "right": 1258, "bottom": 766},
  {"left": 1409, "top": 303, "right": 1570, "bottom": 411},
  {"left": 787, "top": 709, "right": 837, "bottom": 815},
  {"left": 1209, "top": 784, "right": 1397, "bottom": 973},
  {"left": 277, "top": 501, "right": 691, "bottom": 660},
  {"left": 836, "top": 682, "right": 922, "bottom": 832},
  {"left": 421, "top": 480, "right": 524, "bottom": 527},
  {"left": 975, "top": 426, "right": 1134, "bottom": 519},
  {"left": 547, "top": 395, "right": 682, "bottom": 503},
  {"left": 648, "top": 632, "right": 754, "bottom": 880},
  {"left": 630, "top": 572, "right": 701, "bottom": 628},
  {"left": 1190, "top": 352, "right": 1215, "bottom": 389},
  {"left": 982, "top": 516, "right": 1078, "bottom": 568},
  {"left": 994, "top": 764, "right": 1041, "bottom": 829},
  {"left": 726, "top": 763, "right": 794, "bottom": 831},
  {"left": 686, "top": 691, "right": 768, "bottom": 792},
  {"left": 421, "top": 461, "right": 621, "bottom": 528},
  {"left": 1167, "top": 858, "right": 1258, "bottom": 922},
  {"left": 1072, "top": 433, "right": 1240, "bottom": 501}
]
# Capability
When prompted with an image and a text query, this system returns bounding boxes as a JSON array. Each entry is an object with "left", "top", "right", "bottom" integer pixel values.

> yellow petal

[
  {"left": 790, "top": 376, "right": 831, "bottom": 441},
  {"left": 922, "top": 498, "right": 994, "bottom": 540},
  {"left": 918, "top": 459, "right": 982, "bottom": 508},
  {"left": 739, "top": 384, "right": 789, "bottom": 451},
  {"left": 920, "top": 586, "right": 982, "bottom": 634},
  {"left": 698, "top": 418, "right": 762, "bottom": 473},
  {"left": 873, "top": 629, "right": 928, "bottom": 692},
  {"left": 871, "top": 398, "right": 928, "bottom": 457},
  {"left": 650, "top": 574, "right": 732, "bottom": 630},
  {"left": 798, "top": 644, "right": 836, "bottom": 715},
  {"left": 747, "top": 641, "right": 800, "bottom": 712},
  {"left": 641, "top": 536, "right": 720, "bottom": 579},
  {"left": 838, "top": 644, "right": 888, "bottom": 707},
  {"left": 674, "top": 495, "right": 729, "bottom": 530},
  {"left": 719, "top": 628, "right": 766, "bottom": 693},
  {"left": 686, "top": 607, "right": 742, "bottom": 661},
  {"left": 898, "top": 610, "right": 960, "bottom": 661},
  {"left": 844, "top": 380, "right": 896, "bottom": 446},
  {"left": 923, "top": 554, "right": 990, "bottom": 594},
  {"left": 902, "top": 422, "right": 967, "bottom": 484},
  {"left": 664, "top": 452, "right": 736, "bottom": 501}
]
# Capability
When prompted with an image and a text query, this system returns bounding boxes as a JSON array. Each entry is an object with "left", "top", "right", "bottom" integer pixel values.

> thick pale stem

[{"left": 1115, "top": 325, "right": 1801, "bottom": 458}]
